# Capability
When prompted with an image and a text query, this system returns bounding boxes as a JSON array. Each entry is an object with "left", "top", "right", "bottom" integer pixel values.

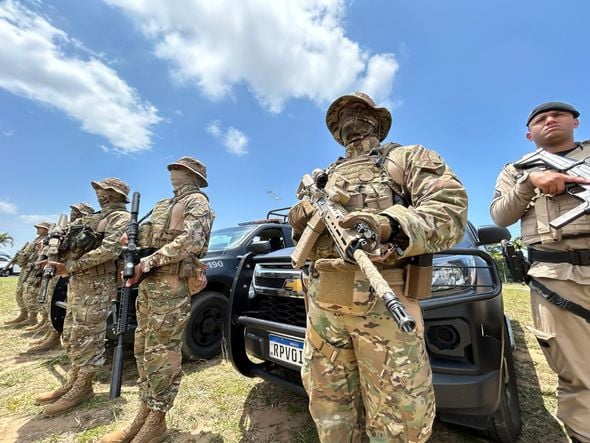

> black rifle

[
  {"left": 292, "top": 169, "right": 416, "bottom": 333},
  {"left": 513, "top": 148, "right": 590, "bottom": 228},
  {"left": 500, "top": 240, "right": 529, "bottom": 283},
  {"left": 38, "top": 215, "right": 68, "bottom": 303},
  {"left": 109, "top": 191, "right": 140, "bottom": 399}
]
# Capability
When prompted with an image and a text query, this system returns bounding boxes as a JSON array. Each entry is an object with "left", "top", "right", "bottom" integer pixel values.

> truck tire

[
  {"left": 181, "top": 290, "right": 228, "bottom": 361},
  {"left": 484, "top": 325, "right": 522, "bottom": 442}
]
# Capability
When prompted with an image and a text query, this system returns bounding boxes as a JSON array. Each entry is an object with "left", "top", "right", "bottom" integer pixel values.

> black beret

[{"left": 526, "top": 101, "right": 580, "bottom": 126}]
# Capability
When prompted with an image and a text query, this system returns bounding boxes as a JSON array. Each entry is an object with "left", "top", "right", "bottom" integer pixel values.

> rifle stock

[
  {"left": 109, "top": 191, "right": 140, "bottom": 400},
  {"left": 291, "top": 170, "right": 415, "bottom": 333}
]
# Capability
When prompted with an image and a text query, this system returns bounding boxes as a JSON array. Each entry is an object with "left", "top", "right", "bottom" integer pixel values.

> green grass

[{"left": 0, "top": 277, "right": 569, "bottom": 442}]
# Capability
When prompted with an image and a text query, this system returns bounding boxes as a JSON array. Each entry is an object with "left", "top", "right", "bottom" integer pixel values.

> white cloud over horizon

[
  {"left": 104, "top": 0, "right": 398, "bottom": 112},
  {"left": 207, "top": 120, "right": 249, "bottom": 156},
  {"left": 18, "top": 213, "right": 59, "bottom": 225},
  {"left": 0, "top": 201, "right": 17, "bottom": 214},
  {"left": 0, "top": 0, "right": 162, "bottom": 153}
]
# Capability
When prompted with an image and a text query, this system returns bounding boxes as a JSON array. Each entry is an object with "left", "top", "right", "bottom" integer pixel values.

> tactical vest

[
  {"left": 311, "top": 143, "right": 406, "bottom": 264},
  {"left": 139, "top": 190, "right": 211, "bottom": 259},
  {"left": 520, "top": 142, "right": 590, "bottom": 245}
]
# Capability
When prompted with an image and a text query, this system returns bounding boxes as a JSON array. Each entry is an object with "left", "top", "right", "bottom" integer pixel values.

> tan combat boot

[
  {"left": 13, "top": 311, "right": 36, "bottom": 328},
  {"left": 130, "top": 410, "right": 168, "bottom": 443},
  {"left": 25, "top": 312, "right": 47, "bottom": 331},
  {"left": 99, "top": 402, "right": 151, "bottom": 443},
  {"left": 27, "top": 331, "right": 61, "bottom": 353},
  {"left": 43, "top": 370, "right": 94, "bottom": 416},
  {"left": 35, "top": 366, "right": 80, "bottom": 405},
  {"left": 30, "top": 330, "right": 52, "bottom": 345},
  {"left": 3, "top": 309, "right": 28, "bottom": 325}
]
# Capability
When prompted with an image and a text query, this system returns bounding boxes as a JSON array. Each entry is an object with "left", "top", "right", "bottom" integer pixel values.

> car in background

[
  {"left": 226, "top": 222, "right": 522, "bottom": 442},
  {"left": 0, "top": 252, "right": 21, "bottom": 276}
]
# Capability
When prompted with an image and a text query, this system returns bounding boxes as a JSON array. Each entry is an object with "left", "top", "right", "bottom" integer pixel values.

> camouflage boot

[
  {"left": 27, "top": 331, "right": 61, "bottom": 353},
  {"left": 3, "top": 309, "right": 28, "bottom": 325},
  {"left": 43, "top": 370, "right": 94, "bottom": 416},
  {"left": 35, "top": 366, "right": 80, "bottom": 405},
  {"left": 130, "top": 411, "right": 168, "bottom": 443},
  {"left": 99, "top": 402, "right": 151, "bottom": 443}
]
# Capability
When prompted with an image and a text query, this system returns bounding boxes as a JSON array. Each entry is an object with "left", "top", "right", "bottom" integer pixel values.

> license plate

[{"left": 268, "top": 334, "right": 304, "bottom": 367}]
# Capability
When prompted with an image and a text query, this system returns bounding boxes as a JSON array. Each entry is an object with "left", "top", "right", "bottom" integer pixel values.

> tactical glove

[
  {"left": 338, "top": 211, "right": 398, "bottom": 244},
  {"left": 288, "top": 200, "right": 315, "bottom": 240}
]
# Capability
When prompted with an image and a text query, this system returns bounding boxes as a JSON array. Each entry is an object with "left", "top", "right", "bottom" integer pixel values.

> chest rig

[
  {"left": 139, "top": 189, "right": 210, "bottom": 258},
  {"left": 520, "top": 141, "right": 590, "bottom": 245}
]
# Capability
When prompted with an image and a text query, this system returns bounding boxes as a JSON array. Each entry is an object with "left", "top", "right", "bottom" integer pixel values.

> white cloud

[
  {"left": 0, "top": 201, "right": 17, "bottom": 214},
  {"left": 0, "top": 0, "right": 161, "bottom": 152},
  {"left": 3, "top": 130, "right": 13, "bottom": 137},
  {"left": 104, "top": 0, "right": 398, "bottom": 112},
  {"left": 18, "top": 214, "right": 59, "bottom": 224},
  {"left": 207, "top": 121, "right": 248, "bottom": 156}
]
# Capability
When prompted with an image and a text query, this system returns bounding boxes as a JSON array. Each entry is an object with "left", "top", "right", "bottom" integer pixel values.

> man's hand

[
  {"left": 338, "top": 211, "right": 392, "bottom": 244},
  {"left": 529, "top": 171, "right": 590, "bottom": 195},
  {"left": 122, "top": 263, "right": 143, "bottom": 287},
  {"left": 288, "top": 200, "right": 315, "bottom": 238},
  {"left": 119, "top": 232, "right": 128, "bottom": 247},
  {"left": 45, "top": 260, "right": 67, "bottom": 276}
]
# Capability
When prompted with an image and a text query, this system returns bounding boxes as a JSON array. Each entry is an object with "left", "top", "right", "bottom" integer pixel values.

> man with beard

[
  {"left": 289, "top": 92, "right": 467, "bottom": 442},
  {"left": 35, "top": 179, "right": 130, "bottom": 416},
  {"left": 100, "top": 157, "right": 213, "bottom": 443}
]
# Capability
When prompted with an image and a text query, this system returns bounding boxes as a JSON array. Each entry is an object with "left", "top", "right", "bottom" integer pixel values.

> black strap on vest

[
  {"left": 528, "top": 248, "right": 590, "bottom": 266},
  {"left": 528, "top": 278, "right": 590, "bottom": 323}
]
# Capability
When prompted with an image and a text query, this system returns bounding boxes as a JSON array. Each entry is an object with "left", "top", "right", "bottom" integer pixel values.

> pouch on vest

[
  {"left": 314, "top": 262, "right": 377, "bottom": 315},
  {"left": 138, "top": 222, "right": 153, "bottom": 247},
  {"left": 404, "top": 254, "right": 433, "bottom": 299}
]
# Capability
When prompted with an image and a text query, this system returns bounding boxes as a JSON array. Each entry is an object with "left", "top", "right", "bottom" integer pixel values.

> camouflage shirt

[
  {"left": 67, "top": 202, "right": 130, "bottom": 274},
  {"left": 140, "top": 184, "right": 214, "bottom": 272}
]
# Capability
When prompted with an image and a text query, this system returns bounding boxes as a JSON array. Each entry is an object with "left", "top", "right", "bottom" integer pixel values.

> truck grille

[{"left": 250, "top": 294, "right": 306, "bottom": 327}]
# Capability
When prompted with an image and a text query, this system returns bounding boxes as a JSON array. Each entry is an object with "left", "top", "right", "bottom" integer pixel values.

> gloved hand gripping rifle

[
  {"left": 513, "top": 148, "right": 590, "bottom": 228},
  {"left": 291, "top": 169, "right": 416, "bottom": 333},
  {"left": 109, "top": 191, "right": 140, "bottom": 400},
  {"left": 38, "top": 215, "right": 68, "bottom": 303}
]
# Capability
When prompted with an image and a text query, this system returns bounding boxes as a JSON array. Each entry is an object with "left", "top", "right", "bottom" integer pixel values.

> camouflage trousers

[
  {"left": 14, "top": 268, "right": 30, "bottom": 309},
  {"left": 40, "top": 276, "right": 61, "bottom": 332},
  {"left": 301, "top": 272, "right": 435, "bottom": 443},
  {"left": 23, "top": 272, "right": 43, "bottom": 315},
  {"left": 134, "top": 273, "right": 191, "bottom": 412},
  {"left": 66, "top": 271, "right": 118, "bottom": 374},
  {"left": 529, "top": 277, "right": 590, "bottom": 442}
]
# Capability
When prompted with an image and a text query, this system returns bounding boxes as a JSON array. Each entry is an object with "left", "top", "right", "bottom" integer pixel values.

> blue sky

[{"left": 1, "top": 0, "right": 590, "bottom": 254}]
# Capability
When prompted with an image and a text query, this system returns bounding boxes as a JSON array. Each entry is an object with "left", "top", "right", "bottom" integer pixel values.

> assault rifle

[
  {"left": 291, "top": 169, "right": 416, "bottom": 333},
  {"left": 109, "top": 191, "right": 140, "bottom": 399},
  {"left": 38, "top": 215, "right": 68, "bottom": 303},
  {"left": 513, "top": 148, "right": 590, "bottom": 229}
]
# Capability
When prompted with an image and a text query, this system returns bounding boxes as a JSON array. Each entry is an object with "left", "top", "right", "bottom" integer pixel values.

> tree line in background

[{"left": 0, "top": 233, "right": 13, "bottom": 248}]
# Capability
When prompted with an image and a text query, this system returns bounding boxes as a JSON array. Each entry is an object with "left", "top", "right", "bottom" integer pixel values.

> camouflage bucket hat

[
  {"left": 70, "top": 202, "right": 95, "bottom": 215},
  {"left": 91, "top": 177, "right": 130, "bottom": 203},
  {"left": 167, "top": 156, "right": 208, "bottom": 187},
  {"left": 34, "top": 221, "right": 52, "bottom": 231},
  {"left": 326, "top": 92, "right": 392, "bottom": 146}
]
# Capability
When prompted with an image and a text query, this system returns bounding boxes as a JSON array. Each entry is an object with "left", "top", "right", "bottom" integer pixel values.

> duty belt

[
  {"left": 528, "top": 248, "right": 590, "bottom": 266},
  {"left": 87, "top": 260, "right": 118, "bottom": 277}
]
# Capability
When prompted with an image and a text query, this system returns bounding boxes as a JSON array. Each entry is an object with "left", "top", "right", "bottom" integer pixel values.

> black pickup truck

[
  {"left": 50, "top": 210, "right": 294, "bottom": 361},
  {"left": 226, "top": 222, "right": 522, "bottom": 442}
]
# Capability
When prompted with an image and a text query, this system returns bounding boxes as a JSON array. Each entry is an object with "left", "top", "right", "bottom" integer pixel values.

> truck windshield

[{"left": 208, "top": 225, "right": 256, "bottom": 251}]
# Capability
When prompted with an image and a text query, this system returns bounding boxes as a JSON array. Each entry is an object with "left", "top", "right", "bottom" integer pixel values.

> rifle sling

[
  {"left": 528, "top": 278, "right": 590, "bottom": 323},
  {"left": 528, "top": 248, "right": 590, "bottom": 266}
]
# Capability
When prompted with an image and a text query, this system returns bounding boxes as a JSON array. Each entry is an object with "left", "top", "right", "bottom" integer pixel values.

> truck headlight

[{"left": 431, "top": 254, "right": 477, "bottom": 295}]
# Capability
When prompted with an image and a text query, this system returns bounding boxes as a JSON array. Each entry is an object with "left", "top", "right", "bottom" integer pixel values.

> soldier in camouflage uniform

[
  {"left": 4, "top": 223, "right": 51, "bottom": 326},
  {"left": 491, "top": 102, "right": 590, "bottom": 443},
  {"left": 100, "top": 157, "right": 213, "bottom": 443},
  {"left": 35, "top": 179, "right": 130, "bottom": 416},
  {"left": 20, "top": 222, "right": 52, "bottom": 330},
  {"left": 289, "top": 92, "right": 467, "bottom": 442},
  {"left": 29, "top": 202, "right": 95, "bottom": 353}
]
